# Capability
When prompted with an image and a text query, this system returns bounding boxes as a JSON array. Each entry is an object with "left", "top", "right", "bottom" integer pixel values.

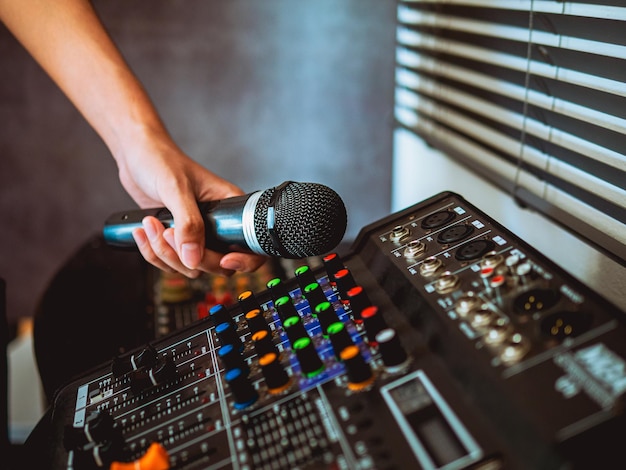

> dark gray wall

[{"left": 0, "top": 1, "right": 396, "bottom": 321}]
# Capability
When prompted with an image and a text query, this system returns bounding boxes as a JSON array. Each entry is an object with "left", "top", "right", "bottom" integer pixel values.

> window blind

[{"left": 394, "top": 0, "right": 626, "bottom": 264}]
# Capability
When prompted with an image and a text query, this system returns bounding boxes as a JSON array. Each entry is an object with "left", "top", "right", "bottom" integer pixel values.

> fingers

[
  {"left": 134, "top": 216, "right": 267, "bottom": 278},
  {"left": 132, "top": 217, "right": 201, "bottom": 278}
]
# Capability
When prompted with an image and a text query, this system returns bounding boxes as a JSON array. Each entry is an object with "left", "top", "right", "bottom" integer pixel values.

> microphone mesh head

[{"left": 253, "top": 182, "right": 347, "bottom": 258}]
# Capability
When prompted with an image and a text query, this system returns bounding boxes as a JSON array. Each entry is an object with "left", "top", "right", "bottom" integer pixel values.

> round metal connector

[
  {"left": 390, "top": 225, "right": 411, "bottom": 243},
  {"left": 480, "top": 252, "right": 504, "bottom": 270},
  {"left": 483, "top": 320, "right": 511, "bottom": 346},
  {"left": 470, "top": 308, "right": 496, "bottom": 330},
  {"left": 500, "top": 333, "right": 530, "bottom": 364},
  {"left": 434, "top": 272, "right": 459, "bottom": 294},
  {"left": 454, "top": 293, "right": 481, "bottom": 318},
  {"left": 419, "top": 257, "right": 443, "bottom": 277},
  {"left": 404, "top": 240, "right": 426, "bottom": 259}
]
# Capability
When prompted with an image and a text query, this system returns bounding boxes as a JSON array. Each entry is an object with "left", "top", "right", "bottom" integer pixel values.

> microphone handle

[{"left": 103, "top": 193, "right": 255, "bottom": 253}]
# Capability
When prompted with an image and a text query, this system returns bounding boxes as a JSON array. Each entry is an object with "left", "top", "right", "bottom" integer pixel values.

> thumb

[{"left": 169, "top": 195, "right": 205, "bottom": 269}]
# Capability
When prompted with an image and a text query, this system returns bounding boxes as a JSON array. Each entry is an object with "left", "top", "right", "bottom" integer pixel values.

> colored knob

[
  {"left": 293, "top": 336, "right": 324, "bottom": 378},
  {"left": 225, "top": 368, "right": 258, "bottom": 409},
  {"left": 110, "top": 442, "right": 170, "bottom": 470},
  {"left": 303, "top": 282, "right": 328, "bottom": 312},
  {"left": 251, "top": 329, "right": 278, "bottom": 356},
  {"left": 314, "top": 301, "right": 339, "bottom": 337},
  {"left": 490, "top": 274, "right": 507, "bottom": 305},
  {"left": 267, "top": 277, "right": 289, "bottom": 302},
  {"left": 245, "top": 308, "right": 270, "bottom": 335},
  {"left": 282, "top": 315, "right": 309, "bottom": 347},
  {"left": 334, "top": 269, "right": 357, "bottom": 300},
  {"left": 238, "top": 290, "right": 260, "bottom": 315},
  {"left": 340, "top": 345, "right": 374, "bottom": 391},
  {"left": 218, "top": 343, "right": 249, "bottom": 374},
  {"left": 295, "top": 265, "right": 317, "bottom": 292},
  {"left": 515, "top": 261, "right": 534, "bottom": 285},
  {"left": 196, "top": 301, "right": 209, "bottom": 320},
  {"left": 275, "top": 295, "right": 299, "bottom": 323},
  {"left": 322, "top": 252, "right": 345, "bottom": 284},
  {"left": 361, "top": 306, "right": 388, "bottom": 343},
  {"left": 375, "top": 328, "right": 409, "bottom": 370},
  {"left": 209, "top": 304, "right": 235, "bottom": 328},
  {"left": 327, "top": 321, "right": 354, "bottom": 360},
  {"left": 259, "top": 352, "right": 291, "bottom": 394},
  {"left": 345, "top": 286, "right": 371, "bottom": 324},
  {"left": 215, "top": 321, "right": 242, "bottom": 351}
]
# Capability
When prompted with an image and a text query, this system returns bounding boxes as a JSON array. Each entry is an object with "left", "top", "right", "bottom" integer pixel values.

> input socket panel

[{"left": 513, "top": 288, "right": 560, "bottom": 316}]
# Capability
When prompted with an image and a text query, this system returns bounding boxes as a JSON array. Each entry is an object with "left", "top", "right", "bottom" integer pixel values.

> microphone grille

[{"left": 253, "top": 182, "right": 347, "bottom": 258}]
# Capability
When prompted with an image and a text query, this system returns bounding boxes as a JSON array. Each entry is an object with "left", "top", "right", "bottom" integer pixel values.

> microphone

[{"left": 103, "top": 181, "right": 347, "bottom": 259}]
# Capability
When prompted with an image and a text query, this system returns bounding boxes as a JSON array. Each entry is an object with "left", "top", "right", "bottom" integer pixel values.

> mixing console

[{"left": 43, "top": 192, "right": 626, "bottom": 469}]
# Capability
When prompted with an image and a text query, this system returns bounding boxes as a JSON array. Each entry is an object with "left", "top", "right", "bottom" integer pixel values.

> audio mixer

[{"left": 41, "top": 191, "right": 626, "bottom": 469}]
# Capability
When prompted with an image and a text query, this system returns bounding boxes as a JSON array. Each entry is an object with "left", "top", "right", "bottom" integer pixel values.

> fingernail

[
  {"left": 181, "top": 243, "right": 202, "bottom": 269},
  {"left": 163, "top": 228, "right": 176, "bottom": 250},
  {"left": 132, "top": 228, "right": 147, "bottom": 247},
  {"left": 220, "top": 259, "right": 243, "bottom": 272},
  {"left": 143, "top": 218, "right": 158, "bottom": 241}
]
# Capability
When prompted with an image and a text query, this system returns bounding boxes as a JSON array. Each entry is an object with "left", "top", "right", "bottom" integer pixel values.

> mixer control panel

[{"left": 45, "top": 192, "right": 626, "bottom": 469}]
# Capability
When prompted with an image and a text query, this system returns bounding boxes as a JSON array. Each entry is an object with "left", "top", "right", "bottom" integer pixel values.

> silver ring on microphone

[{"left": 242, "top": 190, "right": 264, "bottom": 255}]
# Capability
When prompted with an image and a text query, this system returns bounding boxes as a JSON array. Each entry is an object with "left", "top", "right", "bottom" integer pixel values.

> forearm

[
  {"left": 0, "top": 0, "right": 169, "bottom": 160},
  {"left": 1, "top": 0, "right": 266, "bottom": 275}
]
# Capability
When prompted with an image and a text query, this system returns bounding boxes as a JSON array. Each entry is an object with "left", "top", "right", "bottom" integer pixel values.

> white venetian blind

[{"left": 394, "top": 0, "right": 626, "bottom": 263}]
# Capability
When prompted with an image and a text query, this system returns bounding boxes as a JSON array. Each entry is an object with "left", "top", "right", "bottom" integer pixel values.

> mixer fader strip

[{"left": 47, "top": 192, "right": 626, "bottom": 469}]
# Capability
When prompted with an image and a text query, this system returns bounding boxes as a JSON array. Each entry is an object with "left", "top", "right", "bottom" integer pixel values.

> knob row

[{"left": 215, "top": 254, "right": 409, "bottom": 411}]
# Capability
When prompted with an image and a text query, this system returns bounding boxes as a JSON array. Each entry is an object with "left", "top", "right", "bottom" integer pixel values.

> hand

[
  {"left": 0, "top": 0, "right": 266, "bottom": 277},
  {"left": 115, "top": 129, "right": 267, "bottom": 278}
]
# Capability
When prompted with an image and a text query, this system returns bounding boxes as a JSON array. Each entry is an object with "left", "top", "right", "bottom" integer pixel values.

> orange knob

[{"left": 109, "top": 442, "right": 170, "bottom": 470}]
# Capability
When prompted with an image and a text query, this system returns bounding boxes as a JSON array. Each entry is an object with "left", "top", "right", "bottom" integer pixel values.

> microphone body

[{"left": 103, "top": 182, "right": 347, "bottom": 259}]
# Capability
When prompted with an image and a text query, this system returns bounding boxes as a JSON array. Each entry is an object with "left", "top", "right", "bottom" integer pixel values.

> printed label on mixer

[{"left": 554, "top": 343, "right": 626, "bottom": 409}]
